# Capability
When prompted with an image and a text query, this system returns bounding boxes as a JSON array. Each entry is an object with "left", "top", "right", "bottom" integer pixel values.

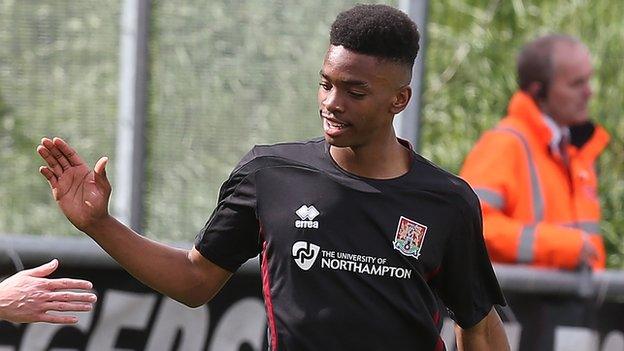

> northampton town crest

[{"left": 393, "top": 216, "right": 428, "bottom": 259}]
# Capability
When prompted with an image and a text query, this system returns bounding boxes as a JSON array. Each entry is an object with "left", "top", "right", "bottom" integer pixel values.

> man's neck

[{"left": 329, "top": 133, "right": 412, "bottom": 179}]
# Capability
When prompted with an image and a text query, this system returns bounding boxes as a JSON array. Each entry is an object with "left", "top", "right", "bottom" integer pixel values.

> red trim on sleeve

[
  {"left": 435, "top": 337, "right": 446, "bottom": 351},
  {"left": 432, "top": 309, "right": 446, "bottom": 351},
  {"left": 261, "top": 239, "right": 278, "bottom": 351},
  {"left": 432, "top": 310, "right": 440, "bottom": 326}
]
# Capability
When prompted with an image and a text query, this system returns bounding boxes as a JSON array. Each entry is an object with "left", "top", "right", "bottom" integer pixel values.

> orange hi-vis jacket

[{"left": 460, "top": 91, "right": 610, "bottom": 270}]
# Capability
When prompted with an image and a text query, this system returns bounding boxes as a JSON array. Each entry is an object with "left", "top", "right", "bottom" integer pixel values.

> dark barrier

[
  {"left": 0, "top": 264, "right": 266, "bottom": 350},
  {"left": 498, "top": 293, "right": 624, "bottom": 351},
  {"left": 1, "top": 235, "right": 624, "bottom": 351},
  {"left": 0, "top": 235, "right": 268, "bottom": 351}
]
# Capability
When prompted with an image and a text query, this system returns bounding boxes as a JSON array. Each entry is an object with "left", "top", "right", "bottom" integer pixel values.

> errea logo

[{"left": 295, "top": 205, "right": 320, "bottom": 229}]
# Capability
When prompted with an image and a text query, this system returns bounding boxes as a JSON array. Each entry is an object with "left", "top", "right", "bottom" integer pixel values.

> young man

[
  {"left": 37, "top": 5, "right": 508, "bottom": 350},
  {"left": 460, "top": 35, "right": 609, "bottom": 270},
  {"left": 0, "top": 259, "right": 96, "bottom": 324}
]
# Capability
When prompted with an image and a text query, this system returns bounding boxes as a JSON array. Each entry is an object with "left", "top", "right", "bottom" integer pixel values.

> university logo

[
  {"left": 292, "top": 241, "right": 321, "bottom": 270},
  {"left": 393, "top": 216, "right": 428, "bottom": 259},
  {"left": 295, "top": 204, "right": 320, "bottom": 229}
]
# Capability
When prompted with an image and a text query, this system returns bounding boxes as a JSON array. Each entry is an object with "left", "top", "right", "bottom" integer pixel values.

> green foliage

[
  {"left": 422, "top": 0, "right": 624, "bottom": 268},
  {"left": 0, "top": 1, "right": 622, "bottom": 268},
  {"left": 0, "top": 89, "right": 9, "bottom": 118},
  {"left": 145, "top": 0, "right": 394, "bottom": 240},
  {"left": 0, "top": 1, "right": 119, "bottom": 236}
]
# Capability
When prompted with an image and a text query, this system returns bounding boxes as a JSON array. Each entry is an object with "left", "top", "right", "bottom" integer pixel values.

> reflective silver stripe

[
  {"left": 517, "top": 225, "right": 537, "bottom": 263},
  {"left": 474, "top": 188, "right": 505, "bottom": 210},
  {"left": 495, "top": 128, "right": 545, "bottom": 221},
  {"left": 562, "top": 221, "right": 600, "bottom": 234}
]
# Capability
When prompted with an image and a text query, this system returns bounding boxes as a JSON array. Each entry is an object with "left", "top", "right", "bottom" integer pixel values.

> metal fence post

[
  {"left": 113, "top": 0, "right": 150, "bottom": 232},
  {"left": 396, "top": 0, "right": 429, "bottom": 151}
]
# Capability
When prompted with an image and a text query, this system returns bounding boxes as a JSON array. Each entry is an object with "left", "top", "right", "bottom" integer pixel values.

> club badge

[{"left": 393, "top": 216, "right": 428, "bottom": 259}]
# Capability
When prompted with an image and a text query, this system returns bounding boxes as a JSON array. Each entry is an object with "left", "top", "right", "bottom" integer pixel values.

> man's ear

[
  {"left": 390, "top": 85, "right": 412, "bottom": 114},
  {"left": 526, "top": 81, "right": 545, "bottom": 101}
]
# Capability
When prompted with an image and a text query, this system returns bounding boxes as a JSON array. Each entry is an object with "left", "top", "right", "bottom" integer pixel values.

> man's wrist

[{"left": 82, "top": 214, "right": 117, "bottom": 236}]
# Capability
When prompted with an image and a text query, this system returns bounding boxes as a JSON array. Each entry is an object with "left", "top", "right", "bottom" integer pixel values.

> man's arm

[
  {"left": 0, "top": 259, "right": 96, "bottom": 324},
  {"left": 37, "top": 137, "right": 231, "bottom": 307},
  {"left": 84, "top": 216, "right": 232, "bottom": 307},
  {"left": 455, "top": 307, "right": 510, "bottom": 351}
]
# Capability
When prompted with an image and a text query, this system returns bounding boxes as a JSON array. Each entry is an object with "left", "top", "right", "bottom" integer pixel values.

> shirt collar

[{"left": 544, "top": 114, "right": 570, "bottom": 151}]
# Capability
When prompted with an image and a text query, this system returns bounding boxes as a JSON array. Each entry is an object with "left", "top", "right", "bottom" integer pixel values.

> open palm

[{"left": 37, "top": 137, "right": 111, "bottom": 231}]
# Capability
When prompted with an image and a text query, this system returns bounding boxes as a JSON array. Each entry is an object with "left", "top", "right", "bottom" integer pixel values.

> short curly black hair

[{"left": 329, "top": 4, "right": 420, "bottom": 67}]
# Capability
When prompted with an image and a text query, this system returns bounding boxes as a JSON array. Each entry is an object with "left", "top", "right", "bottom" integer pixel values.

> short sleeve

[
  {"left": 194, "top": 150, "right": 262, "bottom": 272},
  {"left": 431, "top": 192, "right": 506, "bottom": 329}
]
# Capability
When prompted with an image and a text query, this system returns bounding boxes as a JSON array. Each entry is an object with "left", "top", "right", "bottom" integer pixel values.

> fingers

[
  {"left": 37, "top": 142, "right": 64, "bottom": 178},
  {"left": 42, "top": 301, "right": 95, "bottom": 312},
  {"left": 37, "top": 313, "right": 80, "bottom": 325},
  {"left": 0, "top": 266, "right": 98, "bottom": 324},
  {"left": 94, "top": 156, "right": 108, "bottom": 177},
  {"left": 45, "top": 278, "right": 94, "bottom": 291},
  {"left": 46, "top": 291, "right": 98, "bottom": 303},
  {"left": 38, "top": 166, "right": 58, "bottom": 189},
  {"left": 37, "top": 137, "right": 86, "bottom": 178},
  {"left": 42, "top": 138, "right": 72, "bottom": 172},
  {"left": 24, "top": 259, "right": 59, "bottom": 278},
  {"left": 39, "top": 289, "right": 97, "bottom": 324},
  {"left": 93, "top": 156, "right": 110, "bottom": 189},
  {"left": 53, "top": 137, "right": 85, "bottom": 167}
]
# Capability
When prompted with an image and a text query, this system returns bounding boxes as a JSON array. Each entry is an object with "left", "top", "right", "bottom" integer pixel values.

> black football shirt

[{"left": 195, "top": 138, "right": 505, "bottom": 351}]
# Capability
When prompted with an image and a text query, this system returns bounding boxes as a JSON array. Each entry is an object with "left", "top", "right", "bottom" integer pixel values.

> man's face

[
  {"left": 318, "top": 45, "right": 410, "bottom": 148},
  {"left": 542, "top": 43, "right": 593, "bottom": 126}
]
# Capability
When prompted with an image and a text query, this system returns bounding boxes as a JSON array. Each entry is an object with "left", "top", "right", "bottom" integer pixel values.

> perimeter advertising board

[{"left": 1, "top": 265, "right": 623, "bottom": 351}]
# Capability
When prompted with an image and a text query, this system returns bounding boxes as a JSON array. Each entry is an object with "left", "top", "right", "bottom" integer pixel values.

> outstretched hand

[
  {"left": 0, "top": 259, "right": 97, "bottom": 324},
  {"left": 37, "top": 137, "right": 111, "bottom": 231}
]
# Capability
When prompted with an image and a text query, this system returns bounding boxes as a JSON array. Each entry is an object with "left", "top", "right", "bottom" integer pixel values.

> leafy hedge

[{"left": 0, "top": 0, "right": 622, "bottom": 267}]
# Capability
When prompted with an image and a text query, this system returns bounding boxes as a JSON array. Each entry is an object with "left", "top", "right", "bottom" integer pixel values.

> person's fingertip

[{"left": 97, "top": 156, "right": 108, "bottom": 166}]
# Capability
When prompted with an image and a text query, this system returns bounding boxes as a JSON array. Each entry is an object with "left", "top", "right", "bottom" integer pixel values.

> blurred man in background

[
  {"left": 0, "top": 259, "right": 96, "bottom": 324},
  {"left": 461, "top": 34, "right": 610, "bottom": 270}
]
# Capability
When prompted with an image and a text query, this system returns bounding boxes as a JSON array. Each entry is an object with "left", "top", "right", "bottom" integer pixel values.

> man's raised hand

[{"left": 37, "top": 137, "right": 111, "bottom": 231}]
